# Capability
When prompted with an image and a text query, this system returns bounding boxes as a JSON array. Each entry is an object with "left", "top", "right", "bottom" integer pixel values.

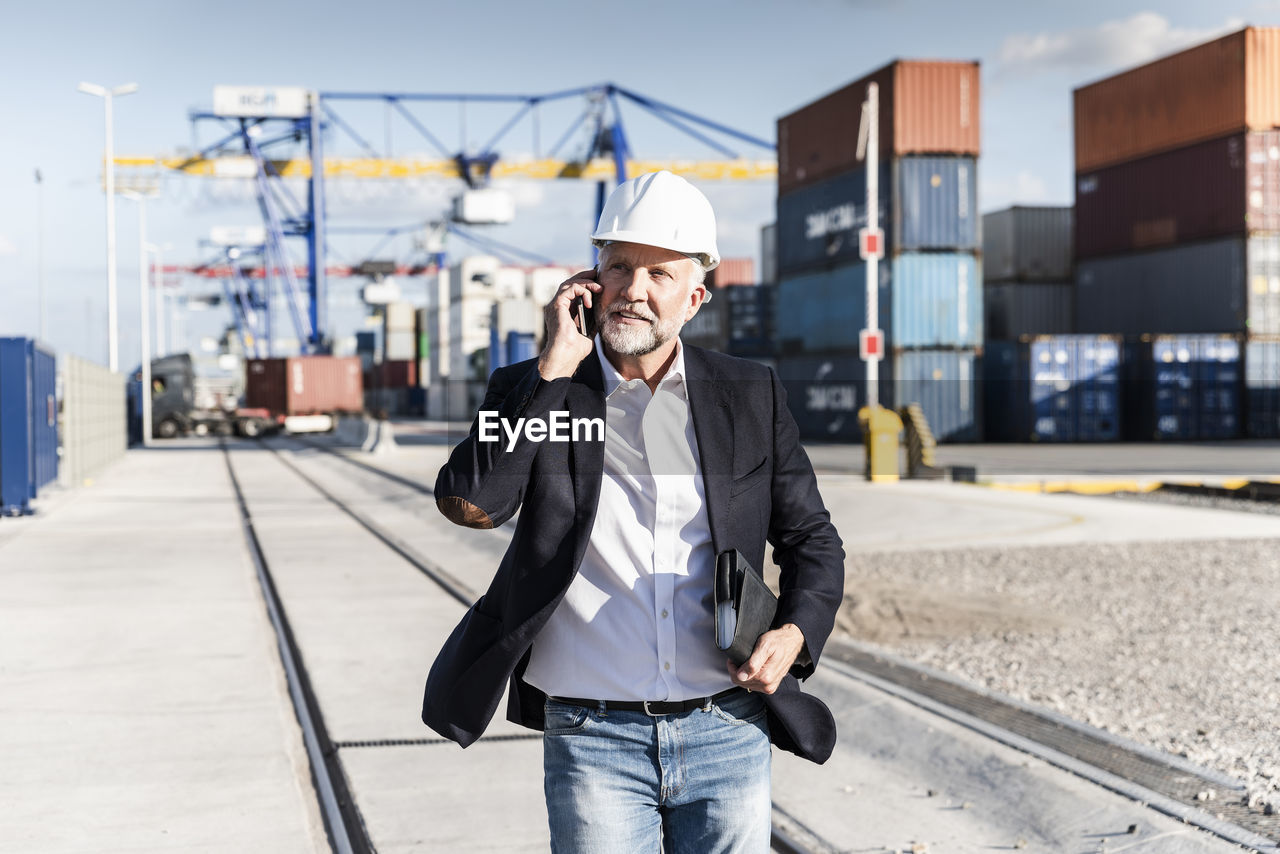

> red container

[
  {"left": 367, "top": 360, "right": 418, "bottom": 388},
  {"left": 778, "top": 59, "right": 980, "bottom": 195},
  {"left": 1076, "top": 130, "right": 1280, "bottom": 258},
  {"left": 1074, "top": 27, "right": 1280, "bottom": 172},
  {"left": 245, "top": 356, "right": 363, "bottom": 415},
  {"left": 708, "top": 258, "right": 755, "bottom": 287}
]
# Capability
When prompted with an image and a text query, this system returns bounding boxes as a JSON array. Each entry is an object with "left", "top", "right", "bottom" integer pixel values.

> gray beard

[{"left": 600, "top": 307, "right": 681, "bottom": 356}]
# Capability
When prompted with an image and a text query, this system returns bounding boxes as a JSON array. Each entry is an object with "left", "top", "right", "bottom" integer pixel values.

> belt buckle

[{"left": 642, "top": 700, "right": 665, "bottom": 716}]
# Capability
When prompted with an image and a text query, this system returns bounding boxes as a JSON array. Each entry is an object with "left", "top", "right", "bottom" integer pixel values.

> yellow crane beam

[{"left": 113, "top": 155, "right": 776, "bottom": 181}]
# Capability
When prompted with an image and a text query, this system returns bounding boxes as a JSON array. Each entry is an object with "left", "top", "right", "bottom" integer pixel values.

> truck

[{"left": 135, "top": 354, "right": 363, "bottom": 439}]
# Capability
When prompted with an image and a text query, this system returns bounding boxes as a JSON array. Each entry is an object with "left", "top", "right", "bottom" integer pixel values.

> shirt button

[
  {"left": 661, "top": 609, "right": 669, "bottom": 618},
  {"left": 664, "top": 662, "right": 671, "bottom": 671}
]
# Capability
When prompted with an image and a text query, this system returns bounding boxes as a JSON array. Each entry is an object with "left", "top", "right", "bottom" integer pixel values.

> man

[{"left": 424, "top": 171, "right": 845, "bottom": 852}]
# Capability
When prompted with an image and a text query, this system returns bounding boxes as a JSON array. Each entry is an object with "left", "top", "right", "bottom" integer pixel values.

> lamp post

[
  {"left": 77, "top": 81, "right": 137, "bottom": 373},
  {"left": 35, "top": 170, "right": 46, "bottom": 342},
  {"left": 121, "top": 190, "right": 155, "bottom": 445}
]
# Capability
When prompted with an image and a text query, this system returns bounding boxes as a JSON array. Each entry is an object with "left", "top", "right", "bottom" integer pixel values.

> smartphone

[{"left": 570, "top": 270, "right": 599, "bottom": 338}]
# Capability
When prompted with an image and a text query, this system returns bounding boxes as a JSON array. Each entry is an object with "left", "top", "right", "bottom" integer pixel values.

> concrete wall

[{"left": 60, "top": 356, "right": 126, "bottom": 488}]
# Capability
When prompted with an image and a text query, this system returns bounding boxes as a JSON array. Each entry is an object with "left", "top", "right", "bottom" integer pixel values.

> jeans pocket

[
  {"left": 543, "top": 700, "right": 592, "bottom": 736},
  {"left": 711, "top": 691, "right": 768, "bottom": 726}
]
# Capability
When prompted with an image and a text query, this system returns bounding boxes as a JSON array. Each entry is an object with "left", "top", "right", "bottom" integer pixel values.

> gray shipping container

[
  {"left": 1076, "top": 237, "right": 1247, "bottom": 335},
  {"left": 983, "top": 206, "right": 1074, "bottom": 282},
  {"left": 1247, "top": 233, "right": 1280, "bottom": 335},
  {"left": 761, "top": 223, "right": 778, "bottom": 285},
  {"left": 984, "top": 282, "right": 1075, "bottom": 339}
]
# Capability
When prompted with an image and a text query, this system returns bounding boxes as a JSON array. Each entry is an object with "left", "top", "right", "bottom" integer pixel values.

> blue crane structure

[{"left": 162, "top": 83, "right": 776, "bottom": 356}]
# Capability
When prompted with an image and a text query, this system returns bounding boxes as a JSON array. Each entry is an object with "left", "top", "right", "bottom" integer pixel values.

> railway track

[{"left": 226, "top": 436, "right": 1279, "bottom": 852}]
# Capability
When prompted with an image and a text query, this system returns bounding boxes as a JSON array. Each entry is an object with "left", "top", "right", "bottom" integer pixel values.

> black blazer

[{"left": 422, "top": 344, "right": 846, "bottom": 763}]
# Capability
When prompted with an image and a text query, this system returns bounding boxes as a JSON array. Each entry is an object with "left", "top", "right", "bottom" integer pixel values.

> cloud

[
  {"left": 982, "top": 170, "right": 1053, "bottom": 210},
  {"left": 0, "top": 235, "right": 16, "bottom": 257},
  {"left": 997, "top": 12, "right": 1246, "bottom": 76}
]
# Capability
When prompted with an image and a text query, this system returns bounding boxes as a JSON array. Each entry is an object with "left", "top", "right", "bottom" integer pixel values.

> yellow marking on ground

[
  {"left": 981, "top": 480, "right": 1162, "bottom": 495},
  {"left": 1220, "top": 478, "right": 1251, "bottom": 490}
]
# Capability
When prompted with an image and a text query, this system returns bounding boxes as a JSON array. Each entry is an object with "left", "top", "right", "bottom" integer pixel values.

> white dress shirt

[{"left": 524, "top": 336, "right": 737, "bottom": 701}]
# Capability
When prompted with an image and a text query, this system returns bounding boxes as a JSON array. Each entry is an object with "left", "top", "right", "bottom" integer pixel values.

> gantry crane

[{"left": 116, "top": 83, "right": 777, "bottom": 355}]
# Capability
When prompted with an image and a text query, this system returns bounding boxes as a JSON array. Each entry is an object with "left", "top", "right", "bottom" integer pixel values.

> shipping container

[
  {"left": 1246, "top": 336, "right": 1280, "bottom": 437},
  {"left": 984, "top": 282, "right": 1075, "bottom": 340},
  {"left": 1074, "top": 28, "right": 1280, "bottom": 172},
  {"left": 777, "top": 348, "right": 980, "bottom": 442},
  {"left": 776, "top": 157, "right": 978, "bottom": 274},
  {"left": 726, "top": 284, "right": 775, "bottom": 354},
  {"left": 245, "top": 356, "right": 363, "bottom": 416},
  {"left": 778, "top": 59, "right": 980, "bottom": 195},
  {"left": 894, "top": 348, "right": 982, "bottom": 442},
  {"left": 708, "top": 258, "right": 755, "bottom": 288},
  {"left": 1075, "top": 134, "right": 1250, "bottom": 258},
  {"left": 1122, "top": 335, "right": 1242, "bottom": 440},
  {"left": 385, "top": 329, "right": 416, "bottom": 361},
  {"left": 761, "top": 223, "right": 778, "bottom": 285},
  {"left": 367, "top": 360, "right": 418, "bottom": 389},
  {"left": 1076, "top": 237, "right": 1247, "bottom": 335},
  {"left": 984, "top": 336, "right": 1122, "bottom": 442},
  {"left": 0, "top": 338, "right": 58, "bottom": 515},
  {"left": 1247, "top": 233, "right": 1280, "bottom": 334},
  {"left": 983, "top": 206, "right": 1074, "bottom": 282},
  {"left": 680, "top": 294, "right": 729, "bottom": 352},
  {"left": 385, "top": 301, "right": 416, "bottom": 330},
  {"left": 776, "top": 254, "right": 980, "bottom": 352}
]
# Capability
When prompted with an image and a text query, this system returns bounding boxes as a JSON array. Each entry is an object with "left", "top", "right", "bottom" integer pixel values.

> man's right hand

[{"left": 538, "top": 270, "right": 602, "bottom": 381}]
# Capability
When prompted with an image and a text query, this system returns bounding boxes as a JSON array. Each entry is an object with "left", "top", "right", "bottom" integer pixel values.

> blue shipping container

[
  {"left": 1246, "top": 337, "right": 1280, "bottom": 438},
  {"left": 0, "top": 338, "right": 58, "bottom": 515},
  {"left": 984, "top": 336, "right": 1122, "bottom": 442},
  {"left": 777, "top": 348, "right": 981, "bottom": 443},
  {"left": 1123, "top": 335, "right": 1241, "bottom": 441},
  {"left": 776, "top": 156, "right": 979, "bottom": 275},
  {"left": 776, "top": 254, "right": 981, "bottom": 352}
]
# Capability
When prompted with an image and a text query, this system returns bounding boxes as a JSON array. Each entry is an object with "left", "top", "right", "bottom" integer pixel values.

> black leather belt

[{"left": 548, "top": 687, "right": 743, "bottom": 716}]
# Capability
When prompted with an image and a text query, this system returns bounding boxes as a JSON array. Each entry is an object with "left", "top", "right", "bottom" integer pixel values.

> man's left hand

[{"left": 727, "top": 623, "right": 806, "bottom": 695}]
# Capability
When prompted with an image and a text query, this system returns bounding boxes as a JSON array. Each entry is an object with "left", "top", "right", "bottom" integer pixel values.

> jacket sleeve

[
  {"left": 765, "top": 366, "right": 846, "bottom": 678},
  {"left": 435, "top": 362, "right": 573, "bottom": 529}
]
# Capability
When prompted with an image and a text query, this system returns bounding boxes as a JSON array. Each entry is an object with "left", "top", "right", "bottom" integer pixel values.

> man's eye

[{"left": 651, "top": 269, "right": 669, "bottom": 279}]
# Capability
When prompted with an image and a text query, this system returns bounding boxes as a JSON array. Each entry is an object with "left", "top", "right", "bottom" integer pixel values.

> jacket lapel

[
  {"left": 568, "top": 349, "right": 606, "bottom": 527},
  {"left": 684, "top": 346, "right": 734, "bottom": 554}
]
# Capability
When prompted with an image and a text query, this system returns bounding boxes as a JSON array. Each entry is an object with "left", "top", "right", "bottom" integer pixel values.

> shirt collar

[{"left": 595, "top": 335, "right": 687, "bottom": 398}]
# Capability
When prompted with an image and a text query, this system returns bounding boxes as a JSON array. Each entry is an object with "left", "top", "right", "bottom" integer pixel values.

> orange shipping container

[
  {"left": 777, "top": 59, "right": 980, "bottom": 196},
  {"left": 245, "top": 356, "right": 364, "bottom": 415},
  {"left": 708, "top": 258, "right": 755, "bottom": 287},
  {"left": 1074, "top": 27, "right": 1280, "bottom": 172}
]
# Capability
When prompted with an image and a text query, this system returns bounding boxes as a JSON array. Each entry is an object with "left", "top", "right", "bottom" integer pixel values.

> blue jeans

[{"left": 542, "top": 689, "right": 772, "bottom": 853}]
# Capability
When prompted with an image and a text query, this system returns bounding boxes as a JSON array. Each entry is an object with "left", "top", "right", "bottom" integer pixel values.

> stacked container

[
  {"left": 984, "top": 336, "right": 1122, "bottom": 442},
  {"left": 775, "top": 59, "right": 982, "bottom": 441},
  {"left": 982, "top": 206, "right": 1075, "bottom": 339},
  {"left": 1072, "top": 27, "right": 1280, "bottom": 436}
]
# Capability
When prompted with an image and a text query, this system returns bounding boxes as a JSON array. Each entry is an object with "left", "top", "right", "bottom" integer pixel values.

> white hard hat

[{"left": 591, "top": 171, "right": 720, "bottom": 271}]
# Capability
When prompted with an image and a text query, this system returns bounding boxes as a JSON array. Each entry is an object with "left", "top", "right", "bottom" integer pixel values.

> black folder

[{"left": 714, "top": 549, "right": 778, "bottom": 666}]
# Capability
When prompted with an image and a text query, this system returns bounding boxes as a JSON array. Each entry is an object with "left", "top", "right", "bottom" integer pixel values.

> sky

[{"left": 2, "top": 0, "right": 1277, "bottom": 367}]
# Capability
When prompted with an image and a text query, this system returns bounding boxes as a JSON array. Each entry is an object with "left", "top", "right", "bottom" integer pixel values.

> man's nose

[{"left": 621, "top": 269, "right": 649, "bottom": 302}]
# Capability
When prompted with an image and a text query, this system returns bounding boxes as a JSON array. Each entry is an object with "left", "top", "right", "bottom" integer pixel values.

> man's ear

[{"left": 684, "top": 282, "right": 708, "bottom": 323}]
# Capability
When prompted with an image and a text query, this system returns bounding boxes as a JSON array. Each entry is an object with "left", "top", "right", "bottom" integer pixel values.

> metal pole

[
  {"left": 307, "top": 91, "right": 328, "bottom": 352},
  {"left": 136, "top": 200, "right": 152, "bottom": 446},
  {"left": 105, "top": 91, "right": 119, "bottom": 372},
  {"left": 865, "top": 82, "right": 880, "bottom": 410}
]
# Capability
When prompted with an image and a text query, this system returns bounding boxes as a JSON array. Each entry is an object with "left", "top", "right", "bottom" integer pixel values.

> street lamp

[{"left": 77, "top": 80, "right": 137, "bottom": 373}]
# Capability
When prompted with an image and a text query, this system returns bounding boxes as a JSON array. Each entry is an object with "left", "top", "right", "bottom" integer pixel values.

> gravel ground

[
  {"left": 1110, "top": 489, "right": 1280, "bottom": 516},
  {"left": 837, "top": 537, "right": 1280, "bottom": 812}
]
